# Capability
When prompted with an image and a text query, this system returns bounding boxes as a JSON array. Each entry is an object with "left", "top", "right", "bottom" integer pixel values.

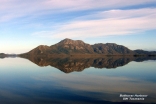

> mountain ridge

[{"left": 20, "top": 38, "right": 156, "bottom": 56}]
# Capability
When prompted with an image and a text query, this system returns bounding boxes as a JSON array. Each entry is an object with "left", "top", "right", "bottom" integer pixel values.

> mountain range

[{"left": 20, "top": 38, "right": 156, "bottom": 56}]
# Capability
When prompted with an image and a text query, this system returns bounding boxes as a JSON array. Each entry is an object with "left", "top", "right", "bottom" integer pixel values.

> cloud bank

[
  {"left": 33, "top": 8, "right": 156, "bottom": 39},
  {"left": 0, "top": 0, "right": 156, "bottom": 40},
  {"left": 0, "top": 0, "right": 156, "bottom": 22}
]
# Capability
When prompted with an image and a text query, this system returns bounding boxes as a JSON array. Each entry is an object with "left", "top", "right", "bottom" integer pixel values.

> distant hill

[
  {"left": 0, "top": 53, "right": 6, "bottom": 58},
  {"left": 0, "top": 53, "right": 17, "bottom": 58},
  {"left": 0, "top": 53, "right": 5, "bottom": 55},
  {"left": 134, "top": 50, "right": 156, "bottom": 56},
  {"left": 92, "top": 43, "right": 134, "bottom": 55},
  {"left": 20, "top": 38, "right": 156, "bottom": 56}
]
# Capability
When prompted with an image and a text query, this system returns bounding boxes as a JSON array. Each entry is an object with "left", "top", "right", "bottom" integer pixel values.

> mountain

[
  {"left": 134, "top": 49, "right": 156, "bottom": 56},
  {"left": 0, "top": 53, "right": 6, "bottom": 58},
  {"left": 21, "top": 38, "right": 142, "bottom": 56},
  {"left": 92, "top": 43, "right": 134, "bottom": 55},
  {"left": 24, "top": 38, "right": 94, "bottom": 56}
]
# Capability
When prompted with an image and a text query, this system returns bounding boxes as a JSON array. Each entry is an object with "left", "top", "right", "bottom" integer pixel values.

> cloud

[
  {"left": 0, "top": 0, "right": 156, "bottom": 22},
  {"left": 33, "top": 8, "right": 156, "bottom": 39}
]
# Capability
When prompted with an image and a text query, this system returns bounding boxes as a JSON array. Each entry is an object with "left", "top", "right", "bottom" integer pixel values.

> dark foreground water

[{"left": 0, "top": 57, "right": 156, "bottom": 104}]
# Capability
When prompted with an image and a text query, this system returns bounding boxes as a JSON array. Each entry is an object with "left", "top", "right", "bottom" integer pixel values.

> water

[{"left": 0, "top": 56, "right": 156, "bottom": 104}]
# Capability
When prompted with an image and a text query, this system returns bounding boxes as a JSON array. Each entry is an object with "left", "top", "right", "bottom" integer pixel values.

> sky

[{"left": 0, "top": 0, "right": 156, "bottom": 54}]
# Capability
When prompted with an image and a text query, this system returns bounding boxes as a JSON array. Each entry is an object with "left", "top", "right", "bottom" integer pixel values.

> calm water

[{"left": 0, "top": 57, "right": 156, "bottom": 104}]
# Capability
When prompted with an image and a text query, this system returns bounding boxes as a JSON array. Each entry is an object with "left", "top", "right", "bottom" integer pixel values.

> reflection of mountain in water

[{"left": 21, "top": 56, "right": 156, "bottom": 73}]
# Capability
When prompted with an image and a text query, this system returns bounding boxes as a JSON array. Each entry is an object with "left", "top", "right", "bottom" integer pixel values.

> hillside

[{"left": 20, "top": 38, "right": 156, "bottom": 56}]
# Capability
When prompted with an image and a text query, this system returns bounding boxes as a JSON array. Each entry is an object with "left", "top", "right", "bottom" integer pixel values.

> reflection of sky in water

[{"left": 0, "top": 58, "right": 156, "bottom": 104}]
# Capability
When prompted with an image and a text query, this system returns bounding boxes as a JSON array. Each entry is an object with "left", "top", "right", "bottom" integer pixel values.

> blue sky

[{"left": 0, "top": 0, "right": 156, "bottom": 54}]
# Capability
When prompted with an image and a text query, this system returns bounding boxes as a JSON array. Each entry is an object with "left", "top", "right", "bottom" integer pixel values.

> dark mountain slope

[
  {"left": 49, "top": 38, "right": 94, "bottom": 54},
  {"left": 134, "top": 50, "right": 156, "bottom": 56},
  {"left": 20, "top": 38, "right": 155, "bottom": 56},
  {"left": 92, "top": 43, "right": 134, "bottom": 55}
]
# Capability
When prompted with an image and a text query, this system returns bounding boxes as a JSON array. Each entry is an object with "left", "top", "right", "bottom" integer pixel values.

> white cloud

[
  {"left": 0, "top": 0, "right": 156, "bottom": 22},
  {"left": 33, "top": 8, "right": 156, "bottom": 39}
]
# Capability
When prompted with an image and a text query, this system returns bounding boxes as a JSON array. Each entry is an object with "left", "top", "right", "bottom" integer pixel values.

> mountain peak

[{"left": 58, "top": 38, "right": 85, "bottom": 45}]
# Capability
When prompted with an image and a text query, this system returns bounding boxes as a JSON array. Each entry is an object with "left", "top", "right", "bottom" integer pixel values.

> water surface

[{"left": 0, "top": 56, "right": 156, "bottom": 104}]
